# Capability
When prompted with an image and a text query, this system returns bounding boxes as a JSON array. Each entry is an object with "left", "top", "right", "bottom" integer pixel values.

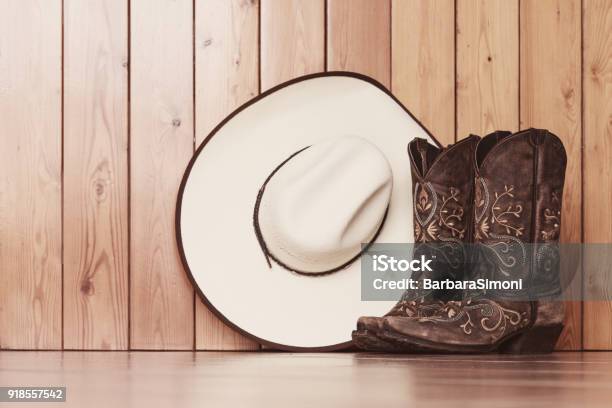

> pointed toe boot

[
  {"left": 379, "top": 129, "right": 567, "bottom": 354},
  {"left": 352, "top": 136, "right": 479, "bottom": 352}
]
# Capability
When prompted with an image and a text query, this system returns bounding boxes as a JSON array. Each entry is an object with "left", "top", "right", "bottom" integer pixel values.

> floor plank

[{"left": 1, "top": 352, "right": 612, "bottom": 407}]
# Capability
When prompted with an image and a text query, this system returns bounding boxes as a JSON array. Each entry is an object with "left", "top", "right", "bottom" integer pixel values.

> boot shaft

[
  {"left": 405, "top": 136, "right": 479, "bottom": 301},
  {"left": 471, "top": 128, "right": 567, "bottom": 299},
  {"left": 408, "top": 136, "right": 480, "bottom": 245}
]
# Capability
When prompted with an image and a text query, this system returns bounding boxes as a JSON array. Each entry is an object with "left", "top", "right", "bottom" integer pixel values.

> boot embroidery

[
  {"left": 475, "top": 179, "right": 528, "bottom": 278},
  {"left": 421, "top": 300, "right": 529, "bottom": 339},
  {"left": 414, "top": 182, "right": 437, "bottom": 226},
  {"left": 414, "top": 183, "right": 466, "bottom": 243},
  {"left": 536, "top": 244, "right": 560, "bottom": 282},
  {"left": 476, "top": 181, "right": 525, "bottom": 239},
  {"left": 474, "top": 177, "right": 489, "bottom": 223},
  {"left": 390, "top": 300, "right": 443, "bottom": 318},
  {"left": 541, "top": 191, "right": 561, "bottom": 241},
  {"left": 439, "top": 187, "right": 465, "bottom": 239},
  {"left": 460, "top": 314, "right": 474, "bottom": 335},
  {"left": 474, "top": 178, "right": 490, "bottom": 240},
  {"left": 480, "top": 304, "right": 526, "bottom": 337},
  {"left": 414, "top": 222, "right": 439, "bottom": 243},
  {"left": 484, "top": 236, "right": 527, "bottom": 277},
  {"left": 418, "top": 302, "right": 476, "bottom": 336},
  {"left": 536, "top": 190, "right": 562, "bottom": 294},
  {"left": 475, "top": 218, "right": 490, "bottom": 241},
  {"left": 490, "top": 185, "right": 524, "bottom": 237}
]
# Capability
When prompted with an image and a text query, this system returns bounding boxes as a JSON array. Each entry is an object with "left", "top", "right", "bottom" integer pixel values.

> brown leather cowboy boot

[
  {"left": 352, "top": 135, "right": 479, "bottom": 351},
  {"left": 380, "top": 129, "right": 567, "bottom": 353}
]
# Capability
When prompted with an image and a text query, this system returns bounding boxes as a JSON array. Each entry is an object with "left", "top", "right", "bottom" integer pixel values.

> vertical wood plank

[
  {"left": 392, "top": 0, "right": 455, "bottom": 145},
  {"left": 259, "top": 0, "right": 324, "bottom": 350},
  {"left": 63, "top": 0, "right": 129, "bottom": 350},
  {"left": 520, "top": 0, "right": 582, "bottom": 350},
  {"left": 583, "top": 0, "right": 612, "bottom": 350},
  {"left": 130, "top": 0, "right": 194, "bottom": 350},
  {"left": 261, "top": 0, "right": 324, "bottom": 90},
  {"left": 327, "top": 0, "right": 391, "bottom": 87},
  {"left": 196, "top": 0, "right": 259, "bottom": 137},
  {"left": 457, "top": 0, "right": 519, "bottom": 138},
  {"left": 194, "top": 0, "right": 259, "bottom": 350},
  {"left": 0, "top": 0, "right": 62, "bottom": 350}
]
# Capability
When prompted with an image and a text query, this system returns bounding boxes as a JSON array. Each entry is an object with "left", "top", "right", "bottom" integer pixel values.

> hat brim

[{"left": 176, "top": 72, "right": 440, "bottom": 351}]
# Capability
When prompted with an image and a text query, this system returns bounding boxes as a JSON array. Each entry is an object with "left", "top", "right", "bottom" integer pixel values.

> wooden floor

[{"left": 1, "top": 352, "right": 611, "bottom": 407}]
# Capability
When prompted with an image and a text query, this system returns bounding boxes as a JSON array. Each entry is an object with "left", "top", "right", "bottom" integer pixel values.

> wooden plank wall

[
  {"left": 194, "top": 0, "right": 259, "bottom": 351},
  {"left": 0, "top": 0, "right": 63, "bottom": 349},
  {"left": 63, "top": 0, "right": 129, "bottom": 350},
  {"left": 130, "top": 0, "right": 194, "bottom": 350},
  {"left": 1, "top": 0, "right": 610, "bottom": 351},
  {"left": 393, "top": 0, "right": 455, "bottom": 145},
  {"left": 583, "top": 0, "right": 612, "bottom": 350},
  {"left": 520, "top": 0, "right": 583, "bottom": 350}
]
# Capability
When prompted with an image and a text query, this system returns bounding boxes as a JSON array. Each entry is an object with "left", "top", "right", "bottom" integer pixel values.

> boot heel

[{"left": 500, "top": 323, "right": 563, "bottom": 354}]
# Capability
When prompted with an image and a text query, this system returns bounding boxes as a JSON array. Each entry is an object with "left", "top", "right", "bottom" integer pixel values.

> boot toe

[
  {"left": 381, "top": 316, "right": 490, "bottom": 349},
  {"left": 356, "top": 316, "right": 383, "bottom": 332},
  {"left": 382, "top": 316, "right": 425, "bottom": 337},
  {"left": 352, "top": 330, "right": 404, "bottom": 352},
  {"left": 381, "top": 316, "right": 452, "bottom": 345}
]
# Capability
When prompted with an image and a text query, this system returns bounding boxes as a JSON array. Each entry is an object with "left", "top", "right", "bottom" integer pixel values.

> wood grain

[
  {"left": 2, "top": 0, "right": 612, "bottom": 352},
  {"left": 520, "top": 0, "right": 582, "bottom": 350},
  {"left": 0, "top": 0, "right": 62, "bottom": 349},
  {"left": 261, "top": 0, "right": 324, "bottom": 90},
  {"left": 583, "top": 0, "right": 612, "bottom": 350},
  {"left": 259, "top": 0, "right": 325, "bottom": 350},
  {"left": 195, "top": 0, "right": 259, "bottom": 137},
  {"left": 194, "top": 0, "right": 259, "bottom": 350},
  {"left": 327, "top": 0, "right": 391, "bottom": 87},
  {"left": 63, "top": 0, "right": 129, "bottom": 350},
  {"left": 5, "top": 351, "right": 612, "bottom": 407},
  {"left": 457, "top": 0, "right": 519, "bottom": 138},
  {"left": 391, "top": 0, "right": 455, "bottom": 145},
  {"left": 130, "top": 0, "right": 194, "bottom": 350}
]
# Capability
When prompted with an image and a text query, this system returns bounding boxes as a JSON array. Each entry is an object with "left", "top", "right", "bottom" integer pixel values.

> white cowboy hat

[{"left": 176, "top": 72, "right": 440, "bottom": 351}]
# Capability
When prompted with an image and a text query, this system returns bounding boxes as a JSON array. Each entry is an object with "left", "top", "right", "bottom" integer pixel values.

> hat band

[{"left": 252, "top": 146, "right": 389, "bottom": 276}]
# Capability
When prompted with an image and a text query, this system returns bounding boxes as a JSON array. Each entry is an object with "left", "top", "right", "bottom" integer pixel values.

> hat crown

[{"left": 258, "top": 135, "right": 393, "bottom": 273}]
